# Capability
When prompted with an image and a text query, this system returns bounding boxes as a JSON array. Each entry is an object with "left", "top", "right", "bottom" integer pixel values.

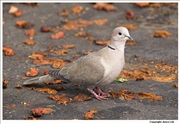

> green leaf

[{"left": 115, "top": 78, "right": 128, "bottom": 83}]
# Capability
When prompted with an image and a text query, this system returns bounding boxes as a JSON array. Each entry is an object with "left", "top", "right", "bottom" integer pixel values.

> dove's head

[
  {"left": 109, "top": 27, "right": 134, "bottom": 50},
  {"left": 111, "top": 27, "right": 134, "bottom": 42}
]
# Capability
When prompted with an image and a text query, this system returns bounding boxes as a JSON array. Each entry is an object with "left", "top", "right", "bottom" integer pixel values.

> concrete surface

[{"left": 2, "top": 3, "right": 178, "bottom": 120}]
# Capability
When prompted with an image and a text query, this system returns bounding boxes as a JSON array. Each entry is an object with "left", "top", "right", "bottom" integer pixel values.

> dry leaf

[
  {"left": 50, "top": 31, "right": 65, "bottom": 39},
  {"left": 15, "top": 84, "right": 23, "bottom": 89},
  {"left": 84, "top": 50, "right": 93, "bottom": 55},
  {"left": 74, "top": 94, "right": 91, "bottom": 101},
  {"left": 25, "top": 29, "right": 36, "bottom": 36},
  {"left": 84, "top": 110, "right": 98, "bottom": 120},
  {"left": 3, "top": 79, "right": 8, "bottom": 89},
  {"left": 41, "top": 26, "right": 51, "bottom": 32},
  {"left": 153, "top": 30, "right": 171, "bottom": 38},
  {"left": 26, "top": 68, "right": 39, "bottom": 77},
  {"left": 173, "top": 84, "right": 178, "bottom": 88},
  {"left": 45, "top": 79, "right": 63, "bottom": 85},
  {"left": 31, "top": 107, "right": 54, "bottom": 117},
  {"left": 126, "top": 40, "right": 139, "bottom": 46},
  {"left": 16, "top": 20, "right": 33, "bottom": 29},
  {"left": 59, "top": 8, "right": 69, "bottom": 16},
  {"left": 74, "top": 31, "right": 88, "bottom": 37},
  {"left": 93, "top": 19, "right": 108, "bottom": 25},
  {"left": 94, "top": 40, "right": 110, "bottom": 46},
  {"left": 49, "top": 94, "right": 73, "bottom": 105},
  {"left": 24, "top": 116, "right": 39, "bottom": 120},
  {"left": 28, "top": 87, "right": 57, "bottom": 94},
  {"left": 28, "top": 52, "right": 46, "bottom": 60},
  {"left": 9, "top": 6, "right": 18, "bottom": 13},
  {"left": 24, "top": 39, "right": 36, "bottom": 45},
  {"left": 14, "top": 10, "right": 22, "bottom": 17},
  {"left": 53, "top": 49, "right": 69, "bottom": 55},
  {"left": 72, "top": 5, "right": 83, "bottom": 14},
  {"left": 62, "top": 44, "right": 75, "bottom": 49},
  {"left": 3, "top": 46, "right": 14, "bottom": 56},
  {"left": 93, "top": 3, "right": 116, "bottom": 11},
  {"left": 4, "top": 104, "right": 16, "bottom": 109},
  {"left": 135, "top": 2, "right": 150, "bottom": 7},
  {"left": 126, "top": 11, "right": 134, "bottom": 20},
  {"left": 123, "top": 24, "right": 139, "bottom": 30}
]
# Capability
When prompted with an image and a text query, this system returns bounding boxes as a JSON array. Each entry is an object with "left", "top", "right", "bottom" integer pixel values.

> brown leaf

[
  {"left": 31, "top": 107, "right": 54, "bottom": 117},
  {"left": 50, "top": 31, "right": 65, "bottom": 39},
  {"left": 123, "top": 24, "right": 139, "bottom": 30},
  {"left": 3, "top": 79, "right": 8, "bottom": 89},
  {"left": 93, "top": 3, "right": 116, "bottom": 11},
  {"left": 84, "top": 110, "right": 98, "bottom": 120},
  {"left": 28, "top": 52, "right": 46, "bottom": 60},
  {"left": 8, "top": 6, "right": 18, "bottom": 13},
  {"left": 126, "top": 11, "right": 134, "bottom": 20},
  {"left": 72, "top": 5, "right": 83, "bottom": 14},
  {"left": 53, "top": 49, "right": 69, "bottom": 55},
  {"left": 25, "top": 68, "right": 39, "bottom": 77},
  {"left": 59, "top": 8, "right": 69, "bottom": 16},
  {"left": 28, "top": 87, "right": 58, "bottom": 94},
  {"left": 24, "top": 39, "right": 36, "bottom": 45},
  {"left": 3, "top": 46, "right": 14, "bottom": 56},
  {"left": 4, "top": 104, "right": 16, "bottom": 109},
  {"left": 14, "top": 10, "right": 22, "bottom": 17},
  {"left": 153, "top": 30, "right": 171, "bottom": 38},
  {"left": 135, "top": 2, "right": 150, "bottom": 7},
  {"left": 41, "top": 26, "right": 51, "bottom": 32},
  {"left": 84, "top": 50, "right": 93, "bottom": 55},
  {"left": 93, "top": 19, "right": 108, "bottom": 25},
  {"left": 25, "top": 29, "right": 36, "bottom": 36},
  {"left": 15, "top": 84, "right": 23, "bottom": 89},
  {"left": 74, "top": 31, "right": 88, "bottom": 37},
  {"left": 126, "top": 40, "right": 139, "bottom": 46},
  {"left": 45, "top": 79, "right": 63, "bottom": 85},
  {"left": 173, "top": 84, "right": 178, "bottom": 88},
  {"left": 73, "top": 94, "right": 91, "bottom": 101},
  {"left": 62, "top": 44, "right": 75, "bottom": 49},
  {"left": 16, "top": 20, "right": 33, "bottom": 29},
  {"left": 94, "top": 39, "right": 110, "bottom": 46},
  {"left": 49, "top": 94, "right": 73, "bottom": 105}
]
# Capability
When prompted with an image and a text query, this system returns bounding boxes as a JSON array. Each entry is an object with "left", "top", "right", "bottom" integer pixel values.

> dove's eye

[{"left": 118, "top": 32, "right": 122, "bottom": 35}]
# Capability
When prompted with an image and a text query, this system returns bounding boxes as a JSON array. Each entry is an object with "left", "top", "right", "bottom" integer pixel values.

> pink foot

[
  {"left": 95, "top": 87, "right": 108, "bottom": 96},
  {"left": 87, "top": 88, "right": 108, "bottom": 100}
]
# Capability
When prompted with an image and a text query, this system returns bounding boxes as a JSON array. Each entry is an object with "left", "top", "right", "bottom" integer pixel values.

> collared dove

[{"left": 23, "top": 27, "right": 134, "bottom": 100}]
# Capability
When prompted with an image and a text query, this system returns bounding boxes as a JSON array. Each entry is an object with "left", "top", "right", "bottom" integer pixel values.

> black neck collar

[{"left": 108, "top": 45, "right": 115, "bottom": 50}]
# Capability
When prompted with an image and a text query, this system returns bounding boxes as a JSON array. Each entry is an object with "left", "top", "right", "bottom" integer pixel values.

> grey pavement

[{"left": 2, "top": 3, "right": 178, "bottom": 120}]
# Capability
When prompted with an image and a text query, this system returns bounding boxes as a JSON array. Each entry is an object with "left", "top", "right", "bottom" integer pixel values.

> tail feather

[{"left": 23, "top": 74, "right": 55, "bottom": 85}]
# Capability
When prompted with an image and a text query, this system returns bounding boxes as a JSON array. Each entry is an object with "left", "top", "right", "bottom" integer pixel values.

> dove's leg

[
  {"left": 95, "top": 87, "right": 108, "bottom": 96},
  {"left": 87, "top": 88, "right": 108, "bottom": 100}
]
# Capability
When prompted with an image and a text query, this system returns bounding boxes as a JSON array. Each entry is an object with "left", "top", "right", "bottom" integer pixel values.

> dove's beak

[{"left": 126, "top": 35, "right": 134, "bottom": 41}]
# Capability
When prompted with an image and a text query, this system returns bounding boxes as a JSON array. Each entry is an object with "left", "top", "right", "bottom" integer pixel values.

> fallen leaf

[
  {"left": 45, "top": 79, "right": 63, "bottom": 85},
  {"left": 84, "top": 110, "right": 98, "bottom": 120},
  {"left": 109, "top": 89, "right": 162, "bottom": 101},
  {"left": 31, "top": 107, "right": 54, "bottom": 117},
  {"left": 28, "top": 52, "right": 46, "bottom": 60},
  {"left": 93, "top": 19, "right": 108, "bottom": 25},
  {"left": 74, "top": 31, "right": 88, "bottom": 37},
  {"left": 25, "top": 29, "right": 36, "bottom": 36},
  {"left": 24, "top": 39, "right": 36, "bottom": 45},
  {"left": 28, "top": 87, "right": 58, "bottom": 94},
  {"left": 123, "top": 24, "right": 139, "bottom": 30},
  {"left": 72, "top": 5, "right": 83, "bottom": 14},
  {"left": 56, "top": 86, "right": 66, "bottom": 91},
  {"left": 53, "top": 49, "right": 69, "bottom": 55},
  {"left": 8, "top": 6, "right": 18, "bottom": 13},
  {"left": 173, "top": 84, "right": 178, "bottom": 88},
  {"left": 62, "top": 44, "right": 75, "bottom": 49},
  {"left": 41, "top": 26, "right": 51, "bottom": 32},
  {"left": 15, "top": 84, "right": 23, "bottom": 89},
  {"left": 59, "top": 8, "right": 69, "bottom": 16},
  {"left": 126, "top": 11, "right": 134, "bottom": 20},
  {"left": 16, "top": 20, "right": 33, "bottom": 29},
  {"left": 26, "top": 68, "right": 39, "bottom": 77},
  {"left": 73, "top": 94, "right": 91, "bottom": 101},
  {"left": 135, "top": 2, "right": 150, "bottom": 7},
  {"left": 94, "top": 39, "right": 110, "bottom": 46},
  {"left": 153, "top": 30, "right": 171, "bottom": 38},
  {"left": 50, "top": 31, "right": 65, "bottom": 39},
  {"left": 84, "top": 50, "right": 93, "bottom": 55},
  {"left": 14, "top": 10, "right": 22, "bottom": 17},
  {"left": 44, "top": 69, "right": 49, "bottom": 75},
  {"left": 126, "top": 40, "right": 139, "bottom": 46},
  {"left": 3, "top": 79, "right": 8, "bottom": 89},
  {"left": 4, "top": 104, "right": 16, "bottom": 109},
  {"left": 3, "top": 46, "right": 14, "bottom": 56},
  {"left": 93, "top": 3, "right": 116, "bottom": 11},
  {"left": 49, "top": 94, "right": 73, "bottom": 105}
]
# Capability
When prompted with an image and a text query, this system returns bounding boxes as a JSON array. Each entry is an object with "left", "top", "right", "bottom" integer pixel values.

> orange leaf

[
  {"left": 3, "top": 46, "right": 14, "bottom": 56},
  {"left": 135, "top": 2, "right": 150, "bottom": 7},
  {"left": 50, "top": 31, "right": 65, "bottom": 39},
  {"left": 93, "top": 3, "right": 116, "bottom": 11},
  {"left": 84, "top": 110, "right": 98, "bottom": 120},
  {"left": 72, "top": 5, "right": 83, "bottom": 14},
  {"left": 153, "top": 30, "right": 171, "bottom": 38},
  {"left": 24, "top": 39, "right": 36, "bottom": 45},
  {"left": 26, "top": 68, "right": 39, "bottom": 77},
  {"left": 25, "top": 29, "right": 36, "bottom": 36},
  {"left": 62, "top": 44, "right": 75, "bottom": 49}
]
